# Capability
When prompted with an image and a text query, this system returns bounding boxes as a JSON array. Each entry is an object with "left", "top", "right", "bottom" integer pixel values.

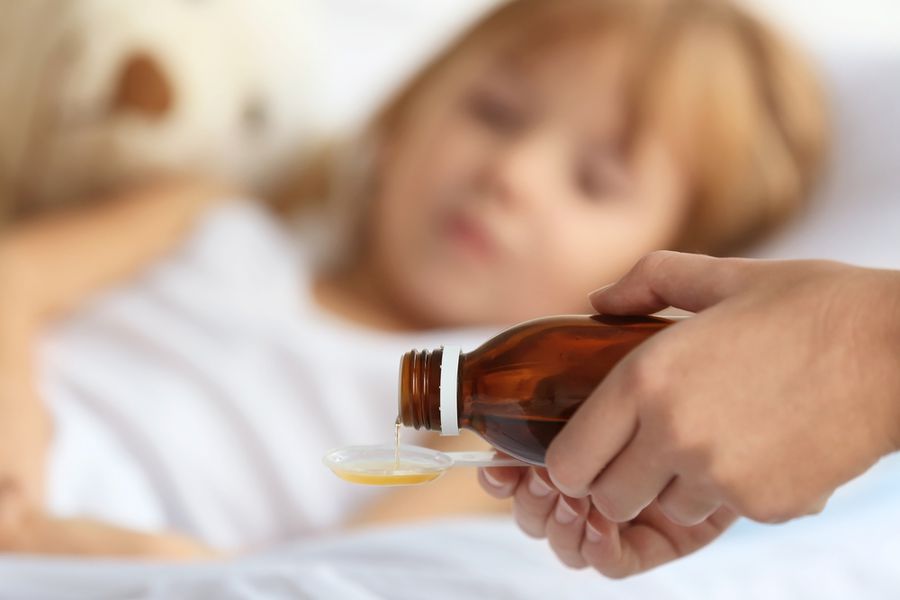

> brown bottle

[{"left": 398, "top": 314, "right": 675, "bottom": 466}]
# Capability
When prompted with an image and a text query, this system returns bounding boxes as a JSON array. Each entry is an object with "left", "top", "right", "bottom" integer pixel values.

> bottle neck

[{"left": 398, "top": 347, "right": 461, "bottom": 434}]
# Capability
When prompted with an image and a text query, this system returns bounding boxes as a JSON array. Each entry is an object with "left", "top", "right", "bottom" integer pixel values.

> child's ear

[{"left": 110, "top": 52, "right": 173, "bottom": 118}]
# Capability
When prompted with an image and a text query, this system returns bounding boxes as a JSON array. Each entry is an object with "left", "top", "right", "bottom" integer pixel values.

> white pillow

[
  {"left": 312, "top": 0, "right": 498, "bottom": 134},
  {"left": 746, "top": 49, "right": 900, "bottom": 268}
]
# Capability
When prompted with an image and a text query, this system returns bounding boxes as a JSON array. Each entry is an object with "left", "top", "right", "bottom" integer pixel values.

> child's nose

[{"left": 486, "top": 134, "right": 559, "bottom": 214}]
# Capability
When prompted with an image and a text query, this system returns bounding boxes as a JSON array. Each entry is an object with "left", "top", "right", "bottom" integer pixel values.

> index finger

[
  {"left": 590, "top": 251, "right": 754, "bottom": 316},
  {"left": 545, "top": 365, "right": 639, "bottom": 498}
]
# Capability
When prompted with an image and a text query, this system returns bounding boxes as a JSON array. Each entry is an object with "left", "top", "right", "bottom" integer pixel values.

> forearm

[
  {"left": 0, "top": 312, "right": 50, "bottom": 501},
  {"left": 0, "top": 244, "right": 43, "bottom": 414},
  {"left": 1, "top": 177, "right": 229, "bottom": 328},
  {"left": 0, "top": 510, "right": 220, "bottom": 560}
]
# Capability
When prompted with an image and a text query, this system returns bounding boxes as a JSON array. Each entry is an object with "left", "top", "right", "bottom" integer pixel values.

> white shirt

[{"left": 40, "top": 200, "right": 488, "bottom": 550}]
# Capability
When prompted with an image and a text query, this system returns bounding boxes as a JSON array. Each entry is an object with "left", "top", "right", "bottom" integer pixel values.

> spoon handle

[{"left": 445, "top": 451, "right": 529, "bottom": 468}]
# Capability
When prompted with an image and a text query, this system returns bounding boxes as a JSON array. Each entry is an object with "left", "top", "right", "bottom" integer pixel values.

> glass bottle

[{"left": 397, "top": 314, "right": 675, "bottom": 465}]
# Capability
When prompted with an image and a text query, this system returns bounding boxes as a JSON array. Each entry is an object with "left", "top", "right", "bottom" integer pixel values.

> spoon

[{"left": 323, "top": 444, "right": 527, "bottom": 486}]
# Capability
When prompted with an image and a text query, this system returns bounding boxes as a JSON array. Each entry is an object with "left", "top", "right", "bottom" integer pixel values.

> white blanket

[{"left": 41, "top": 200, "right": 488, "bottom": 550}]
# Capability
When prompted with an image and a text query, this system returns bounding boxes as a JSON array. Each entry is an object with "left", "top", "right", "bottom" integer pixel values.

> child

[{"left": 0, "top": 0, "right": 826, "bottom": 558}]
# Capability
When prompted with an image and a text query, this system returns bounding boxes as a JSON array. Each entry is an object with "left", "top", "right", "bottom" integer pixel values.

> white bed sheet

[{"left": 2, "top": 451, "right": 899, "bottom": 600}]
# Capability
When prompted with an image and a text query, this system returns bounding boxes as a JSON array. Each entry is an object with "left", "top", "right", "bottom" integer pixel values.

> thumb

[{"left": 590, "top": 251, "right": 755, "bottom": 315}]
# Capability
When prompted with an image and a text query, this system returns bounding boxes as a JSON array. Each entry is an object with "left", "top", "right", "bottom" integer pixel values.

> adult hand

[
  {"left": 0, "top": 491, "right": 217, "bottom": 559},
  {"left": 482, "top": 251, "right": 900, "bottom": 577},
  {"left": 479, "top": 465, "right": 736, "bottom": 577}
]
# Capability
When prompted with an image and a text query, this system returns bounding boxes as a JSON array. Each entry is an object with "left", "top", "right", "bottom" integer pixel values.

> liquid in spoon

[
  {"left": 326, "top": 420, "right": 447, "bottom": 486},
  {"left": 330, "top": 464, "right": 443, "bottom": 486}
]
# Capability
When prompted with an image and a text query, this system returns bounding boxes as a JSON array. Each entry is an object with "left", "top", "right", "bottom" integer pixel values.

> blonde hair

[{"left": 277, "top": 0, "right": 828, "bottom": 257}]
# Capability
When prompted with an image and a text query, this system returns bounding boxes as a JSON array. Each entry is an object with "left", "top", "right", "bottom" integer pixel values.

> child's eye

[
  {"left": 465, "top": 90, "right": 526, "bottom": 135},
  {"left": 575, "top": 163, "right": 609, "bottom": 200},
  {"left": 574, "top": 155, "right": 628, "bottom": 202}
]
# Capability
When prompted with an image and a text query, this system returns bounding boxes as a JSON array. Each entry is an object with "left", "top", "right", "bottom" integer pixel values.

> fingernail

[
  {"left": 482, "top": 470, "right": 504, "bottom": 489},
  {"left": 528, "top": 474, "right": 553, "bottom": 497},
  {"left": 585, "top": 521, "right": 604, "bottom": 543},
  {"left": 588, "top": 282, "right": 616, "bottom": 301},
  {"left": 555, "top": 497, "right": 579, "bottom": 524}
]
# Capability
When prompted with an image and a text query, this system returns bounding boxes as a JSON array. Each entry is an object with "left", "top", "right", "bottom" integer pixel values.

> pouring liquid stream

[{"left": 394, "top": 418, "right": 401, "bottom": 470}]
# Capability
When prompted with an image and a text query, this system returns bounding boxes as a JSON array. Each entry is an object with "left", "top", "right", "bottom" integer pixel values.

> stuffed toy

[{"left": 0, "top": 0, "right": 318, "bottom": 223}]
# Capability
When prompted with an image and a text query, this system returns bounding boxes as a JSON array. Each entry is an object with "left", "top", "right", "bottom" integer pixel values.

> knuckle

[
  {"left": 513, "top": 505, "right": 548, "bottom": 539},
  {"left": 545, "top": 447, "right": 588, "bottom": 497},
  {"left": 657, "top": 500, "right": 705, "bottom": 527},
  {"left": 729, "top": 479, "right": 825, "bottom": 524},
  {"left": 807, "top": 494, "right": 831, "bottom": 516},
  {"left": 656, "top": 495, "right": 688, "bottom": 525},
  {"left": 747, "top": 508, "right": 791, "bottom": 525},
  {"left": 554, "top": 548, "right": 588, "bottom": 570},
  {"left": 635, "top": 250, "right": 680, "bottom": 278},
  {"left": 741, "top": 497, "right": 796, "bottom": 524},
  {"left": 593, "top": 561, "right": 632, "bottom": 580},
  {"left": 705, "top": 469, "right": 782, "bottom": 522},
  {"left": 705, "top": 461, "right": 747, "bottom": 498},
  {"left": 588, "top": 487, "right": 633, "bottom": 523},
  {"left": 518, "top": 470, "right": 558, "bottom": 506},
  {"left": 581, "top": 535, "right": 638, "bottom": 579},
  {"left": 805, "top": 504, "right": 826, "bottom": 517},
  {"left": 618, "top": 353, "right": 670, "bottom": 404}
]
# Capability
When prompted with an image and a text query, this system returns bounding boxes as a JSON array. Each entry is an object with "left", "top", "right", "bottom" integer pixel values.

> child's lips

[{"left": 444, "top": 213, "right": 498, "bottom": 262}]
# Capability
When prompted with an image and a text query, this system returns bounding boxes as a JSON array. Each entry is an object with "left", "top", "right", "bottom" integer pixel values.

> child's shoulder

[
  {"left": 188, "top": 198, "right": 293, "bottom": 256},
  {"left": 175, "top": 197, "right": 304, "bottom": 286}
]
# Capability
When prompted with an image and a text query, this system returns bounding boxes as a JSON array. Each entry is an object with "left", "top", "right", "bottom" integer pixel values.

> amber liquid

[
  {"left": 331, "top": 466, "right": 442, "bottom": 486},
  {"left": 459, "top": 315, "right": 671, "bottom": 465}
]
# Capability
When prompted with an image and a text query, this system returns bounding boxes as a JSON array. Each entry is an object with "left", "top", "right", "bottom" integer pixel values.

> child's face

[{"left": 368, "top": 36, "right": 690, "bottom": 326}]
